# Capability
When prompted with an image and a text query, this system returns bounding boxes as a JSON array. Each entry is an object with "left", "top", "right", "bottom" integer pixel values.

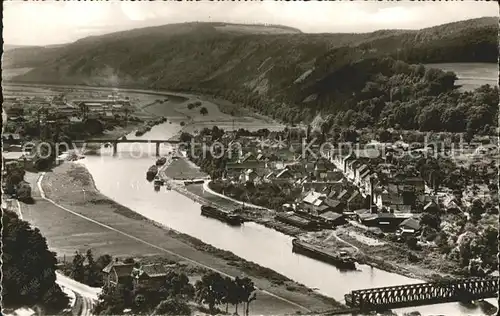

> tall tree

[
  {"left": 2, "top": 209, "right": 68, "bottom": 311},
  {"left": 72, "top": 251, "right": 85, "bottom": 282},
  {"left": 195, "top": 272, "right": 225, "bottom": 313},
  {"left": 200, "top": 107, "right": 208, "bottom": 116},
  {"left": 236, "top": 277, "right": 256, "bottom": 316},
  {"left": 164, "top": 271, "right": 194, "bottom": 300},
  {"left": 85, "top": 249, "right": 96, "bottom": 286}
]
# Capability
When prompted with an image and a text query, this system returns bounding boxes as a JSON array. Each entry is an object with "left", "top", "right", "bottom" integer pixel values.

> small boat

[
  {"left": 154, "top": 176, "right": 164, "bottom": 186},
  {"left": 201, "top": 205, "right": 242, "bottom": 226},
  {"left": 291, "top": 238, "right": 356, "bottom": 270},
  {"left": 156, "top": 157, "right": 167, "bottom": 166},
  {"left": 146, "top": 165, "right": 159, "bottom": 182}
]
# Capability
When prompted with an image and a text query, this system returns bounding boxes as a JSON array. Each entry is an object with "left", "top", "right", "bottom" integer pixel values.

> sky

[{"left": 3, "top": 1, "right": 498, "bottom": 46}]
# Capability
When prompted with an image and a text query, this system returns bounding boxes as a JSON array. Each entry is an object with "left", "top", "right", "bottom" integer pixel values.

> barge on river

[
  {"left": 292, "top": 238, "right": 356, "bottom": 270},
  {"left": 201, "top": 205, "right": 242, "bottom": 226}
]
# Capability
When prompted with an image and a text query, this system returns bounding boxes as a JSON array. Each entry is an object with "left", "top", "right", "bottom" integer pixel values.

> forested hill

[{"left": 4, "top": 18, "right": 499, "bottom": 133}]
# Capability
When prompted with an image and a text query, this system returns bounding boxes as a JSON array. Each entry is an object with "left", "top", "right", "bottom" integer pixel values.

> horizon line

[{"left": 4, "top": 16, "right": 496, "bottom": 47}]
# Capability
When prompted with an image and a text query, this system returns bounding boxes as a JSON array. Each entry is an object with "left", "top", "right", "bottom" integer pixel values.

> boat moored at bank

[
  {"left": 146, "top": 165, "right": 159, "bottom": 181},
  {"left": 292, "top": 238, "right": 356, "bottom": 270},
  {"left": 201, "top": 205, "right": 243, "bottom": 226}
]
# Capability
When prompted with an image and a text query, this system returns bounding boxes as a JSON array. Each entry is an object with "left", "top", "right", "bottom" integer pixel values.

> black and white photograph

[{"left": 1, "top": 1, "right": 499, "bottom": 316}]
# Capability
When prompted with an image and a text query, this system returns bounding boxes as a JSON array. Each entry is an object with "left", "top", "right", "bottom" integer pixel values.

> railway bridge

[
  {"left": 73, "top": 139, "right": 181, "bottom": 156},
  {"left": 345, "top": 277, "right": 499, "bottom": 311}
]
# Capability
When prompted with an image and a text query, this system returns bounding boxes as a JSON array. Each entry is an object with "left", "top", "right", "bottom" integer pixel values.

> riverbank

[
  {"left": 33, "top": 162, "right": 344, "bottom": 314},
  {"left": 169, "top": 158, "right": 460, "bottom": 283},
  {"left": 161, "top": 159, "right": 305, "bottom": 237}
]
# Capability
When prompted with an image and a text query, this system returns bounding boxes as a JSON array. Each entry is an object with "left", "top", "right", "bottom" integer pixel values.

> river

[
  {"left": 79, "top": 119, "right": 497, "bottom": 316},
  {"left": 425, "top": 62, "right": 497, "bottom": 91}
]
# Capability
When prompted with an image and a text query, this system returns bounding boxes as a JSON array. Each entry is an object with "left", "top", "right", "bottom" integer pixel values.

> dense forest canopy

[{"left": 5, "top": 18, "right": 498, "bottom": 133}]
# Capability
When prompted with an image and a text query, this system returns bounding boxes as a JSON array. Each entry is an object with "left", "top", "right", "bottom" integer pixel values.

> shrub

[
  {"left": 154, "top": 298, "right": 191, "bottom": 315},
  {"left": 17, "top": 181, "right": 33, "bottom": 203}
]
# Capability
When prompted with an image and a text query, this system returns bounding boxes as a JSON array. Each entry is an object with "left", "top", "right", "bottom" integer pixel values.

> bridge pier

[
  {"left": 155, "top": 142, "right": 160, "bottom": 157},
  {"left": 112, "top": 142, "right": 118, "bottom": 156}
]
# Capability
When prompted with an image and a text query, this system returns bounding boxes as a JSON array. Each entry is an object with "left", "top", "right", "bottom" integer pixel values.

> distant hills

[{"left": 3, "top": 18, "right": 498, "bottom": 130}]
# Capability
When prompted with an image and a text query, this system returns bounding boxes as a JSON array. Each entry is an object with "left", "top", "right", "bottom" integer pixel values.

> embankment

[{"left": 37, "top": 162, "right": 344, "bottom": 314}]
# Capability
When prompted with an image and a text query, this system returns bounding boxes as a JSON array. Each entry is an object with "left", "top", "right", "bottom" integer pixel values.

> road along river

[{"left": 79, "top": 120, "right": 497, "bottom": 316}]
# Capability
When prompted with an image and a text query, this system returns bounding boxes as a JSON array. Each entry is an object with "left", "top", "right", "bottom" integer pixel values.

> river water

[{"left": 81, "top": 121, "right": 496, "bottom": 315}]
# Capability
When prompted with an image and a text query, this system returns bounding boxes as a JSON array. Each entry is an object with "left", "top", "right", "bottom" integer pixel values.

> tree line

[
  {"left": 3, "top": 161, "right": 33, "bottom": 203},
  {"left": 197, "top": 58, "right": 498, "bottom": 137},
  {"left": 93, "top": 260, "right": 257, "bottom": 316}
]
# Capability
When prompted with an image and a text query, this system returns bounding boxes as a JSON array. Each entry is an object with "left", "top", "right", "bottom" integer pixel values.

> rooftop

[
  {"left": 320, "top": 211, "right": 343, "bottom": 221},
  {"left": 102, "top": 261, "right": 135, "bottom": 277},
  {"left": 399, "top": 218, "right": 421, "bottom": 231},
  {"left": 303, "top": 191, "right": 325, "bottom": 204},
  {"left": 132, "top": 264, "right": 171, "bottom": 278}
]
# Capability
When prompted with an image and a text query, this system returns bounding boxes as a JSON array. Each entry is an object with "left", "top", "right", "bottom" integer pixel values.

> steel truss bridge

[{"left": 345, "top": 277, "right": 499, "bottom": 311}]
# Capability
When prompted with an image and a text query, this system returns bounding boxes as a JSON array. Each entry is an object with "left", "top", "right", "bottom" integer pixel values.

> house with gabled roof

[
  {"left": 264, "top": 171, "right": 275, "bottom": 183},
  {"left": 346, "top": 160, "right": 361, "bottom": 181},
  {"left": 333, "top": 153, "right": 355, "bottom": 173},
  {"left": 256, "top": 153, "right": 265, "bottom": 161},
  {"left": 423, "top": 201, "right": 440, "bottom": 214},
  {"left": 347, "top": 191, "right": 365, "bottom": 210},
  {"left": 337, "top": 188, "right": 353, "bottom": 203},
  {"left": 324, "top": 198, "right": 344, "bottom": 213},
  {"left": 275, "top": 167, "right": 293, "bottom": 179},
  {"left": 302, "top": 190, "right": 326, "bottom": 208},
  {"left": 327, "top": 188, "right": 338, "bottom": 199},
  {"left": 320, "top": 211, "right": 346, "bottom": 227},
  {"left": 131, "top": 264, "right": 171, "bottom": 288},
  {"left": 241, "top": 168, "right": 258, "bottom": 183},
  {"left": 397, "top": 218, "right": 422, "bottom": 236},
  {"left": 102, "top": 260, "right": 135, "bottom": 288},
  {"left": 441, "top": 195, "right": 463, "bottom": 213},
  {"left": 360, "top": 171, "right": 375, "bottom": 196},
  {"left": 355, "top": 164, "right": 369, "bottom": 185}
]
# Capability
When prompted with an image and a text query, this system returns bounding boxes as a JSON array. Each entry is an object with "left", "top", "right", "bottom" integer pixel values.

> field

[
  {"left": 163, "top": 158, "right": 208, "bottom": 180},
  {"left": 425, "top": 63, "right": 497, "bottom": 91},
  {"left": 20, "top": 163, "right": 341, "bottom": 314},
  {"left": 4, "top": 82, "right": 284, "bottom": 136}
]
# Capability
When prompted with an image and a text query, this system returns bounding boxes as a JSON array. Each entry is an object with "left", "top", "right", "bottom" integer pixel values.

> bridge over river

[
  {"left": 344, "top": 276, "right": 499, "bottom": 312},
  {"left": 73, "top": 138, "right": 181, "bottom": 156}
]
